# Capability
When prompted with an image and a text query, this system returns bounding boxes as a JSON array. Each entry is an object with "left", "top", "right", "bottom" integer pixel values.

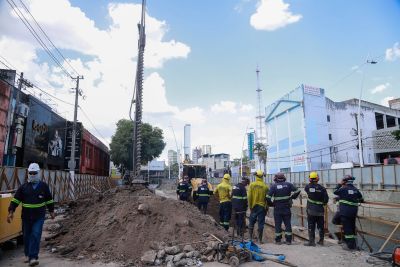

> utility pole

[{"left": 69, "top": 75, "right": 83, "bottom": 174}]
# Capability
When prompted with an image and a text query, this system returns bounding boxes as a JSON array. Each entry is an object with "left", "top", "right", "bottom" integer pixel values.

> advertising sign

[{"left": 247, "top": 132, "right": 255, "bottom": 160}]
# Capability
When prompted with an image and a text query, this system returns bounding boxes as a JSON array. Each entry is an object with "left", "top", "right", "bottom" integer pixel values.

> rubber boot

[
  {"left": 258, "top": 230, "right": 264, "bottom": 244},
  {"left": 304, "top": 231, "right": 316, "bottom": 246},
  {"left": 249, "top": 228, "right": 254, "bottom": 242},
  {"left": 317, "top": 232, "right": 324, "bottom": 246}
]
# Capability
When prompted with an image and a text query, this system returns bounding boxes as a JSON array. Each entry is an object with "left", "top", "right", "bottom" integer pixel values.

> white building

[
  {"left": 265, "top": 85, "right": 400, "bottom": 174},
  {"left": 192, "top": 147, "right": 202, "bottom": 163},
  {"left": 201, "top": 145, "right": 212, "bottom": 155},
  {"left": 168, "top": 149, "right": 178, "bottom": 166},
  {"left": 198, "top": 153, "right": 230, "bottom": 177},
  {"left": 183, "top": 124, "right": 191, "bottom": 161}
]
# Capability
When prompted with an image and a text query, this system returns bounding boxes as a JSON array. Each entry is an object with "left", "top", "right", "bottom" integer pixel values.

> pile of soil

[{"left": 47, "top": 186, "right": 227, "bottom": 265}]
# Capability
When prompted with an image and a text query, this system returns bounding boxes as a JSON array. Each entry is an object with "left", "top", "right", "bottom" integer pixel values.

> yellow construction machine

[{"left": 181, "top": 164, "right": 213, "bottom": 193}]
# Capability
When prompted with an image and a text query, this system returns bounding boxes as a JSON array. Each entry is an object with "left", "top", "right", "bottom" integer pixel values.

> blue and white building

[{"left": 265, "top": 85, "right": 400, "bottom": 174}]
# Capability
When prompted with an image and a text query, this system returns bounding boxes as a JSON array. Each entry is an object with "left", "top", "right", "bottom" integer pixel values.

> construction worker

[
  {"left": 304, "top": 172, "right": 329, "bottom": 246},
  {"left": 248, "top": 170, "right": 269, "bottom": 243},
  {"left": 214, "top": 173, "right": 232, "bottom": 230},
  {"left": 176, "top": 176, "right": 192, "bottom": 201},
  {"left": 334, "top": 175, "right": 364, "bottom": 250},
  {"left": 232, "top": 177, "right": 250, "bottom": 237},
  {"left": 267, "top": 172, "right": 300, "bottom": 245},
  {"left": 7, "top": 163, "right": 55, "bottom": 266},
  {"left": 194, "top": 179, "right": 212, "bottom": 214}
]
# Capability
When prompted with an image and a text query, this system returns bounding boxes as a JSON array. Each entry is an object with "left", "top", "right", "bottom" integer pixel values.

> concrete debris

[
  {"left": 140, "top": 250, "right": 157, "bottom": 265},
  {"left": 165, "top": 246, "right": 181, "bottom": 255},
  {"left": 183, "top": 244, "right": 195, "bottom": 252},
  {"left": 173, "top": 252, "right": 185, "bottom": 262},
  {"left": 156, "top": 249, "right": 166, "bottom": 259},
  {"left": 137, "top": 203, "right": 150, "bottom": 214}
]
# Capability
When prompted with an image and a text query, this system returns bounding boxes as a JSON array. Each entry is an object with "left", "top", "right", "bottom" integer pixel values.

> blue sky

[{"left": 0, "top": 0, "right": 399, "bottom": 160}]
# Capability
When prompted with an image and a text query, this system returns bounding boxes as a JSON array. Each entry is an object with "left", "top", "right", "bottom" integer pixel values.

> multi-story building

[
  {"left": 198, "top": 153, "right": 230, "bottom": 177},
  {"left": 201, "top": 145, "right": 212, "bottom": 155},
  {"left": 265, "top": 84, "right": 400, "bottom": 174},
  {"left": 192, "top": 147, "right": 202, "bottom": 163},
  {"left": 183, "top": 124, "right": 191, "bottom": 161},
  {"left": 168, "top": 149, "right": 178, "bottom": 165}
]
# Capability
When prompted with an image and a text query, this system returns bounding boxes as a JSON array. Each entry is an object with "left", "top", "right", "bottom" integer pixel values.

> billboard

[{"left": 247, "top": 132, "right": 254, "bottom": 160}]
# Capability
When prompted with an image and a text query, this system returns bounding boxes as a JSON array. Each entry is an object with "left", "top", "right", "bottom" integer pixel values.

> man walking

[
  {"left": 176, "top": 176, "right": 192, "bottom": 201},
  {"left": 334, "top": 175, "right": 364, "bottom": 250},
  {"left": 247, "top": 170, "right": 269, "bottom": 243},
  {"left": 232, "top": 177, "right": 250, "bottom": 237},
  {"left": 7, "top": 163, "right": 55, "bottom": 266},
  {"left": 304, "top": 172, "right": 329, "bottom": 246},
  {"left": 267, "top": 172, "right": 300, "bottom": 245},
  {"left": 214, "top": 173, "right": 232, "bottom": 230},
  {"left": 194, "top": 179, "right": 212, "bottom": 214}
]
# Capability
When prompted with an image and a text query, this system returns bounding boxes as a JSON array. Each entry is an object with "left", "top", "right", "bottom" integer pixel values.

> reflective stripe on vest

[
  {"left": 339, "top": 200, "right": 359, "bottom": 206},
  {"left": 274, "top": 195, "right": 291, "bottom": 201},
  {"left": 198, "top": 194, "right": 209, "bottom": 197},
  {"left": 344, "top": 235, "right": 356, "bottom": 239},
  {"left": 22, "top": 202, "right": 46, "bottom": 208},
  {"left": 308, "top": 199, "right": 324, "bottom": 205},
  {"left": 232, "top": 196, "right": 247, "bottom": 200},
  {"left": 11, "top": 198, "right": 21, "bottom": 205}
]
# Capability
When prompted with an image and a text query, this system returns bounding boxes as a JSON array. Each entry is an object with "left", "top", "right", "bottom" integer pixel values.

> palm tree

[{"left": 254, "top": 142, "right": 267, "bottom": 172}]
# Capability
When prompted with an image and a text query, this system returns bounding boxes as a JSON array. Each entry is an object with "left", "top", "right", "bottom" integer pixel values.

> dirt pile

[{"left": 46, "top": 186, "right": 227, "bottom": 265}]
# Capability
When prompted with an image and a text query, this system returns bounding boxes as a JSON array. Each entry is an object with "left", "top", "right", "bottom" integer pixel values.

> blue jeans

[
  {"left": 23, "top": 218, "right": 45, "bottom": 260},
  {"left": 249, "top": 205, "right": 266, "bottom": 233}
]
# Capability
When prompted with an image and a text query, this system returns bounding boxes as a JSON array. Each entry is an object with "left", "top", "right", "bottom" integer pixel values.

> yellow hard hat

[
  {"left": 223, "top": 173, "right": 231, "bottom": 180},
  {"left": 309, "top": 171, "right": 319, "bottom": 179},
  {"left": 255, "top": 170, "right": 264, "bottom": 177}
]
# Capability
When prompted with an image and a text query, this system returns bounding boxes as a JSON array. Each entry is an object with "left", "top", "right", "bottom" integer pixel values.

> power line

[
  {"left": 6, "top": 0, "right": 73, "bottom": 79},
  {"left": 0, "top": 56, "right": 74, "bottom": 106},
  {"left": 78, "top": 106, "right": 106, "bottom": 141},
  {"left": 17, "top": 0, "right": 79, "bottom": 76}
]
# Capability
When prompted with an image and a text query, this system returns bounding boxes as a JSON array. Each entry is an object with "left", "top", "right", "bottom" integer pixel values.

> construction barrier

[{"left": 0, "top": 166, "right": 111, "bottom": 203}]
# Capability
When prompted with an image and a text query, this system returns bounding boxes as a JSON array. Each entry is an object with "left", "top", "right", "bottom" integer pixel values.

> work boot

[
  {"left": 258, "top": 231, "right": 264, "bottom": 244},
  {"left": 304, "top": 231, "right": 316, "bottom": 246},
  {"left": 29, "top": 259, "right": 39, "bottom": 266},
  {"left": 249, "top": 228, "right": 254, "bottom": 241},
  {"left": 317, "top": 237, "right": 324, "bottom": 246},
  {"left": 275, "top": 239, "right": 282, "bottom": 245}
]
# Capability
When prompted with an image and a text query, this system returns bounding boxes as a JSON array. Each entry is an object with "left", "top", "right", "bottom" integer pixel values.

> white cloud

[
  {"left": 381, "top": 96, "right": 395, "bottom": 107},
  {"left": 240, "top": 103, "right": 254, "bottom": 112},
  {"left": 250, "top": 0, "right": 302, "bottom": 31},
  {"left": 385, "top": 42, "right": 400, "bottom": 61},
  {"left": 370, "top": 83, "right": 390, "bottom": 94},
  {"left": 211, "top": 101, "right": 237, "bottom": 114}
]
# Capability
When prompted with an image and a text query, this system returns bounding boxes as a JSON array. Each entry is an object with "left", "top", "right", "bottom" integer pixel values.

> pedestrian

[
  {"left": 304, "top": 172, "right": 329, "bottom": 246},
  {"left": 232, "top": 177, "right": 250, "bottom": 238},
  {"left": 267, "top": 172, "right": 300, "bottom": 245},
  {"left": 176, "top": 176, "right": 192, "bottom": 201},
  {"left": 7, "top": 163, "right": 55, "bottom": 266},
  {"left": 214, "top": 173, "right": 232, "bottom": 230},
  {"left": 334, "top": 175, "right": 364, "bottom": 250},
  {"left": 194, "top": 179, "right": 212, "bottom": 214},
  {"left": 247, "top": 170, "right": 269, "bottom": 243}
]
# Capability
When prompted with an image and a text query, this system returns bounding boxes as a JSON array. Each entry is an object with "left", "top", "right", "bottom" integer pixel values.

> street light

[{"left": 357, "top": 58, "right": 378, "bottom": 167}]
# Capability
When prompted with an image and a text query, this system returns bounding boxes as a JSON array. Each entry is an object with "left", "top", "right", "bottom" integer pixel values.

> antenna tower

[{"left": 255, "top": 66, "right": 265, "bottom": 145}]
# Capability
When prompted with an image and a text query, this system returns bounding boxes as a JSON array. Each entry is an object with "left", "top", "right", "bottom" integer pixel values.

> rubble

[{"left": 47, "top": 186, "right": 226, "bottom": 266}]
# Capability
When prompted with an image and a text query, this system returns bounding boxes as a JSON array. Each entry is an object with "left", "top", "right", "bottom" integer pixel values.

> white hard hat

[{"left": 28, "top": 163, "right": 40, "bottom": 172}]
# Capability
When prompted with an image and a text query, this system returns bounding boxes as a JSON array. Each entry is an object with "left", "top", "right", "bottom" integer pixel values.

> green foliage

[
  {"left": 110, "top": 119, "right": 166, "bottom": 171},
  {"left": 393, "top": 130, "right": 400, "bottom": 141}
]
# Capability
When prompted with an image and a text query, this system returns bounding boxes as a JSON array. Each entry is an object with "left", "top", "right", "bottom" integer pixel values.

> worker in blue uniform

[
  {"left": 334, "top": 175, "right": 364, "bottom": 250},
  {"left": 194, "top": 179, "right": 212, "bottom": 214},
  {"left": 304, "top": 171, "right": 329, "bottom": 246},
  {"left": 232, "top": 177, "right": 250, "bottom": 237},
  {"left": 7, "top": 163, "right": 55, "bottom": 266},
  {"left": 176, "top": 176, "right": 192, "bottom": 201},
  {"left": 267, "top": 172, "right": 300, "bottom": 245}
]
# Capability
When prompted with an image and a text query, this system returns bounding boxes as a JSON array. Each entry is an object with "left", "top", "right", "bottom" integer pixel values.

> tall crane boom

[{"left": 129, "top": 0, "right": 146, "bottom": 179}]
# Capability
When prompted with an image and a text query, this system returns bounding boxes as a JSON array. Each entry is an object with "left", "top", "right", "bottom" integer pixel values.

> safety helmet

[
  {"left": 274, "top": 172, "right": 286, "bottom": 182},
  {"left": 28, "top": 163, "right": 40, "bottom": 173},
  {"left": 255, "top": 170, "right": 264, "bottom": 178},
  {"left": 223, "top": 173, "right": 231, "bottom": 180},
  {"left": 309, "top": 171, "right": 319, "bottom": 182},
  {"left": 342, "top": 175, "right": 355, "bottom": 184}
]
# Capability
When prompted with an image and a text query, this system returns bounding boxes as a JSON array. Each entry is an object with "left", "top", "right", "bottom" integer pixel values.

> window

[
  {"left": 387, "top": 115, "right": 396, "bottom": 128},
  {"left": 329, "top": 134, "right": 332, "bottom": 140},
  {"left": 375, "top": 113, "right": 384, "bottom": 129},
  {"left": 327, "top": 115, "right": 330, "bottom": 122},
  {"left": 280, "top": 167, "right": 291, "bottom": 173},
  {"left": 398, "top": 118, "right": 400, "bottom": 126}
]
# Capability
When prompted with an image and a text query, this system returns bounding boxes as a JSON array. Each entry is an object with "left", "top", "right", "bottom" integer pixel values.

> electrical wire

[
  {"left": 78, "top": 106, "right": 106, "bottom": 141},
  {"left": 17, "top": 0, "right": 79, "bottom": 76},
  {"left": 6, "top": 0, "right": 73, "bottom": 79}
]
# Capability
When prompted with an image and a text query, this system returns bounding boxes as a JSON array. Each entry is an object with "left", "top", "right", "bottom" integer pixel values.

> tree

[
  {"left": 393, "top": 130, "right": 400, "bottom": 141},
  {"left": 254, "top": 142, "right": 267, "bottom": 171},
  {"left": 110, "top": 119, "right": 166, "bottom": 171}
]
